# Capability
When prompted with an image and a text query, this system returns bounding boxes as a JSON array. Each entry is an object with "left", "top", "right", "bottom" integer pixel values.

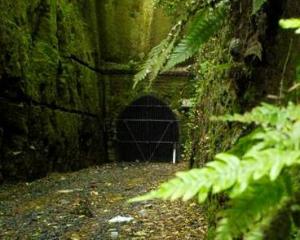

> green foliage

[
  {"left": 181, "top": 30, "right": 241, "bottom": 168},
  {"left": 133, "top": 1, "right": 227, "bottom": 88},
  {"left": 154, "top": 0, "right": 187, "bottom": 15},
  {"left": 163, "top": 3, "right": 227, "bottom": 71},
  {"left": 280, "top": 18, "right": 300, "bottom": 34},
  {"left": 133, "top": 0, "right": 268, "bottom": 88},
  {"left": 216, "top": 176, "right": 291, "bottom": 240},
  {"left": 57, "top": 1, "right": 89, "bottom": 54},
  {"left": 252, "top": 0, "right": 268, "bottom": 15},
  {"left": 133, "top": 27, "right": 180, "bottom": 89},
  {"left": 280, "top": 18, "right": 300, "bottom": 98},
  {"left": 0, "top": 1, "right": 32, "bottom": 77},
  {"left": 131, "top": 102, "right": 300, "bottom": 239}
]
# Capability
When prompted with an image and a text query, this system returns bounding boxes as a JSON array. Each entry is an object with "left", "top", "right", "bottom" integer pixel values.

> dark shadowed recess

[{"left": 116, "top": 95, "right": 179, "bottom": 162}]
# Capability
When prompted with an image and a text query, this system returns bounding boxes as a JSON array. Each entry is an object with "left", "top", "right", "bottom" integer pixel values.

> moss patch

[{"left": 0, "top": 0, "right": 105, "bottom": 181}]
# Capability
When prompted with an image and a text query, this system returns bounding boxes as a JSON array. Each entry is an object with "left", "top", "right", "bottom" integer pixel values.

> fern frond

[
  {"left": 130, "top": 146, "right": 300, "bottom": 203},
  {"left": 216, "top": 176, "right": 291, "bottom": 239},
  {"left": 133, "top": 25, "right": 181, "bottom": 89},
  {"left": 133, "top": 1, "right": 227, "bottom": 87},
  {"left": 129, "top": 153, "right": 240, "bottom": 203},
  {"left": 243, "top": 214, "right": 273, "bottom": 240},
  {"left": 146, "top": 28, "right": 180, "bottom": 89},
  {"left": 215, "top": 102, "right": 300, "bottom": 128},
  {"left": 163, "top": 3, "right": 227, "bottom": 71},
  {"left": 133, "top": 38, "right": 169, "bottom": 89},
  {"left": 130, "top": 102, "right": 300, "bottom": 239}
]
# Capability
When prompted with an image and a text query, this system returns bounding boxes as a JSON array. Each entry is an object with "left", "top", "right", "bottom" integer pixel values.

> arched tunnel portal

[{"left": 116, "top": 95, "right": 179, "bottom": 162}]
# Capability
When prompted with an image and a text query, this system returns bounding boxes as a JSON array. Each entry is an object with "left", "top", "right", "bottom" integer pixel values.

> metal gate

[{"left": 116, "top": 95, "right": 179, "bottom": 162}]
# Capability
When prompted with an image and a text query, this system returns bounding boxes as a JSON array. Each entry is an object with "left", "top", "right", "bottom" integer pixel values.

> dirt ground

[{"left": 0, "top": 162, "right": 207, "bottom": 240}]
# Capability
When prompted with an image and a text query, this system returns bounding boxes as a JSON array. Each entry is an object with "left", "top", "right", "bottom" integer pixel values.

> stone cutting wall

[
  {"left": 97, "top": 0, "right": 174, "bottom": 63},
  {"left": 0, "top": 0, "right": 105, "bottom": 181},
  {"left": 0, "top": 0, "right": 190, "bottom": 181}
]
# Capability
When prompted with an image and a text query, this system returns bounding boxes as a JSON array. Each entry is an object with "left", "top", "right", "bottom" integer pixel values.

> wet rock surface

[{"left": 0, "top": 162, "right": 206, "bottom": 239}]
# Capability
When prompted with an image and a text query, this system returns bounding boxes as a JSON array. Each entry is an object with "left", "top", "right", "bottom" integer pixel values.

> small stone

[
  {"left": 109, "top": 229, "right": 119, "bottom": 239},
  {"left": 59, "top": 199, "right": 70, "bottom": 205},
  {"left": 29, "top": 145, "right": 36, "bottom": 150},
  {"left": 109, "top": 216, "right": 134, "bottom": 223},
  {"left": 144, "top": 204, "right": 153, "bottom": 209},
  {"left": 12, "top": 151, "right": 22, "bottom": 156},
  {"left": 110, "top": 231, "right": 119, "bottom": 239},
  {"left": 90, "top": 191, "right": 99, "bottom": 196},
  {"left": 138, "top": 209, "right": 147, "bottom": 217}
]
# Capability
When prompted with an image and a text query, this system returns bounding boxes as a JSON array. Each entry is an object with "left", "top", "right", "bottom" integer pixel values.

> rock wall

[
  {"left": 0, "top": 0, "right": 190, "bottom": 181},
  {"left": 97, "top": 0, "right": 174, "bottom": 62},
  {"left": 188, "top": 0, "right": 300, "bottom": 167},
  {"left": 0, "top": 0, "right": 105, "bottom": 181}
]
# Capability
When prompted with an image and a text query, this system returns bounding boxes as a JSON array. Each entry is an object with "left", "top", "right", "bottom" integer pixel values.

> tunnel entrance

[{"left": 116, "top": 95, "right": 179, "bottom": 162}]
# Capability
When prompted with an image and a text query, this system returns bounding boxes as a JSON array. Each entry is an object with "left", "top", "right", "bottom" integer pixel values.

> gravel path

[{"left": 0, "top": 162, "right": 206, "bottom": 239}]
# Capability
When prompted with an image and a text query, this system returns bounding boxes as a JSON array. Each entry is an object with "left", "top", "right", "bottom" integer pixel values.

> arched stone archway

[{"left": 116, "top": 95, "right": 179, "bottom": 162}]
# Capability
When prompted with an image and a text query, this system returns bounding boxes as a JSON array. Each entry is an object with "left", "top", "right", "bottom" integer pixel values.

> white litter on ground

[{"left": 108, "top": 216, "right": 134, "bottom": 223}]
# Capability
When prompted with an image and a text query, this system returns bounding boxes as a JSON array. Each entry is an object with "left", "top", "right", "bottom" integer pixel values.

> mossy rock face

[
  {"left": 185, "top": 0, "right": 300, "bottom": 168},
  {"left": 0, "top": 0, "right": 176, "bottom": 180},
  {"left": 97, "top": 0, "right": 174, "bottom": 63},
  {"left": 0, "top": 100, "right": 104, "bottom": 181},
  {"left": 0, "top": 0, "right": 105, "bottom": 181}
]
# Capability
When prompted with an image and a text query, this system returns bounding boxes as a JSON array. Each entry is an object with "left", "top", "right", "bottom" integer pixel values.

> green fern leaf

[
  {"left": 130, "top": 102, "right": 300, "bottom": 239},
  {"left": 244, "top": 213, "right": 273, "bottom": 240},
  {"left": 244, "top": 228, "right": 264, "bottom": 240},
  {"left": 147, "top": 29, "right": 180, "bottom": 88},
  {"left": 216, "top": 177, "right": 291, "bottom": 239},
  {"left": 133, "top": 38, "right": 169, "bottom": 89},
  {"left": 130, "top": 153, "right": 240, "bottom": 203},
  {"left": 163, "top": 4, "right": 227, "bottom": 71},
  {"left": 133, "top": 24, "right": 181, "bottom": 89},
  {"left": 216, "top": 102, "right": 300, "bottom": 129}
]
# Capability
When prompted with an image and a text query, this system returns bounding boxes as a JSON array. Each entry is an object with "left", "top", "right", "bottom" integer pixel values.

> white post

[{"left": 172, "top": 143, "right": 176, "bottom": 164}]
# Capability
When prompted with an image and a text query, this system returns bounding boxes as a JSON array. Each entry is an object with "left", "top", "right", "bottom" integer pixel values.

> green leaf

[
  {"left": 130, "top": 102, "right": 300, "bottom": 239},
  {"left": 163, "top": 3, "right": 227, "bottom": 71},
  {"left": 280, "top": 18, "right": 300, "bottom": 34},
  {"left": 133, "top": 38, "right": 169, "bottom": 89},
  {"left": 217, "top": 177, "right": 291, "bottom": 239},
  {"left": 282, "top": 18, "right": 300, "bottom": 28}
]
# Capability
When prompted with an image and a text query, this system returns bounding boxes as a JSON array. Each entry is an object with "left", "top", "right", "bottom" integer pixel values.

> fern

[
  {"left": 133, "top": 25, "right": 181, "bottom": 89},
  {"left": 163, "top": 3, "right": 227, "bottom": 71},
  {"left": 130, "top": 103, "right": 300, "bottom": 239},
  {"left": 133, "top": 1, "right": 227, "bottom": 88},
  {"left": 133, "top": 38, "right": 168, "bottom": 89},
  {"left": 133, "top": 0, "right": 270, "bottom": 87},
  {"left": 215, "top": 102, "right": 300, "bottom": 128},
  {"left": 146, "top": 28, "right": 180, "bottom": 89},
  {"left": 217, "top": 176, "right": 291, "bottom": 240}
]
